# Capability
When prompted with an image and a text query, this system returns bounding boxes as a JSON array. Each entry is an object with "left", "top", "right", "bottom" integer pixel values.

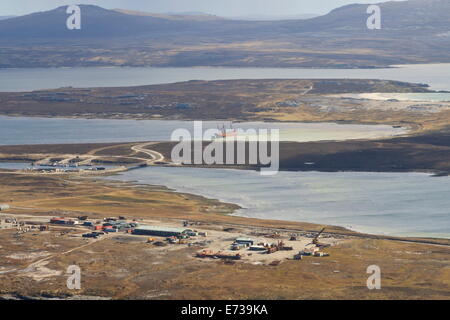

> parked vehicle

[{"left": 82, "top": 233, "right": 97, "bottom": 238}]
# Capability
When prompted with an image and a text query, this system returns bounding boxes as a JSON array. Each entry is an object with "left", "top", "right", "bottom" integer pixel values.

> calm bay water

[
  {"left": 108, "top": 167, "right": 450, "bottom": 239},
  {"left": 0, "top": 116, "right": 404, "bottom": 145},
  {"left": 1, "top": 64, "right": 450, "bottom": 92},
  {"left": 1, "top": 64, "right": 449, "bottom": 238}
]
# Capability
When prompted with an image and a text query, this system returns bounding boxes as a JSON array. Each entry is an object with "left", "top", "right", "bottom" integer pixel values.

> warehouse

[
  {"left": 235, "top": 237, "right": 254, "bottom": 246},
  {"left": 132, "top": 225, "right": 191, "bottom": 237}
]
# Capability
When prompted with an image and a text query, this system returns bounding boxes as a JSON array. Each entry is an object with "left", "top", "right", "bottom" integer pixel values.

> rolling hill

[{"left": 0, "top": 0, "right": 449, "bottom": 68}]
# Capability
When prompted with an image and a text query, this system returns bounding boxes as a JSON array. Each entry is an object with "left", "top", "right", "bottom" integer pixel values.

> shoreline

[
  {"left": 0, "top": 114, "right": 419, "bottom": 140},
  {"left": 0, "top": 154, "right": 449, "bottom": 241},
  {"left": 0, "top": 64, "right": 404, "bottom": 72},
  {"left": 3, "top": 62, "right": 450, "bottom": 72},
  {"left": 105, "top": 166, "right": 450, "bottom": 241},
  {"left": 0, "top": 113, "right": 418, "bottom": 126},
  {"left": 2, "top": 168, "right": 450, "bottom": 244},
  {"left": 0, "top": 160, "right": 447, "bottom": 177}
]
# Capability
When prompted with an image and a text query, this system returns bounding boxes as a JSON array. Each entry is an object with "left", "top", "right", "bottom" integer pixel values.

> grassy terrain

[
  {"left": 149, "top": 132, "right": 450, "bottom": 175},
  {"left": 0, "top": 172, "right": 449, "bottom": 300},
  {"left": 0, "top": 79, "right": 435, "bottom": 124}
]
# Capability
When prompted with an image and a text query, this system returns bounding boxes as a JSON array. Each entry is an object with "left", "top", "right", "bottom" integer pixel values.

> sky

[{"left": 0, "top": 0, "right": 390, "bottom": 17}]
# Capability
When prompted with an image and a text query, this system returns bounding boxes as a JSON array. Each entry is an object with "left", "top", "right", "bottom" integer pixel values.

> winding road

[{"left": 131, "top": 142, "right": 165, "bottom": 164}]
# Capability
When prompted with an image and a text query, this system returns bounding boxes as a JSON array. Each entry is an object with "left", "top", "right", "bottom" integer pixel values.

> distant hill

[
  {"left": 2, "top": 1, "right": 450, "bottom": 39},
  {"left": 288, "top": 0, "right": 450, "bottom": 33},
  {"left": 0, "top": 16, "right": 15, "bottom": 20},
  {"left": 0, "top": 5, "right": 226, "bottom": 39},
  {"left": 1, "top": 0, "right": 450, "bottom": 68}
]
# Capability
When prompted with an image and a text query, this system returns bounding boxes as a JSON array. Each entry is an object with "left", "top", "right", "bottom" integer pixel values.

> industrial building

[
  {"left": 0, "top": 204, "right": 10, "bottom": 211},
  {"left": 50, "top": 217, "right": 79, "bottom": 225},
  {"left": 132, "top": 225, "right": 192, "bottom": 237},
  {"left": 105, "top": 221, "right": 138, "bottom": 230},
  {"left": 235, "top": 237, "right": 254, "bottom": 246}
]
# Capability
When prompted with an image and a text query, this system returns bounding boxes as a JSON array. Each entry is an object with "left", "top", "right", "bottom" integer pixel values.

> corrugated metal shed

[
  {"left": 132, "top": 225, "right": 190, "bottom": 237},
  {"left": 136, "top": 225, "right": 188, "bottom": 233},
  {"left": 235, "top": 237, "right": 254, "bottom": 244}
]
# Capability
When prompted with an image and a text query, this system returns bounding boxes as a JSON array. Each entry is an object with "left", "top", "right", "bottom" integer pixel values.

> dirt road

[{"left": 131, "top": 142, "right": 165, "bottom": 164}]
